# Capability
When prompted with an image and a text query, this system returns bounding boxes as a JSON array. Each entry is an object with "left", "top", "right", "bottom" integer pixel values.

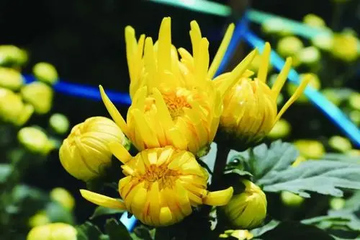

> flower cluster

[{"left": 60, "top": 17, "right": 308, "bottom": 227}]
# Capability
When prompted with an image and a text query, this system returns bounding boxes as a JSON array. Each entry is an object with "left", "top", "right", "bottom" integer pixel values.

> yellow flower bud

[
  {"left": 303, "top": 14, "right": 326, "bottom": 28},
  {"left": 0, "top": 88, "right": 33, "bottom": 125},
  {"left": 0, "top": 67, "right": 24, "bottom": 90},
  {"left": 28, "top": 211, "right": 50, "bottom": 228},
  {"left": 287, "top": 73, "right": 321, "bottom": 103},
  {"left": 328, "top": 136, "right": 352, "bottom": 153},
  {"left": 33, "top": 62, "right": 59, "bottom": 85},
  {"left": 80, "top": 146, "right": 234, "bottom": 226},
  {"left": 100, "top": 17, "right": 256, "bottom": 156},
  {"left": 49, "top": 113, "right": 70, "bottom": 135},
  {"left": 219, "top": 43, "right": 309, "bottom": 147},
  {"left": 294, "top": 140, "right": 325, "bottom": 159},
  {"left": 59, "top": 116, "right": 127, "bottom": 181},
  {"left": 281, "top": 191, "right": 304, "bottom": 207},
  {"left": 50, "top": 188, "right": 75, "bottom": 211},
  {"left": 331, "top": 33, "right": 359, "bottom": 62},
  {"left": 21, "top": 82, "right": 53, "bottom": 114},
  {"left": 0, "top": 45, "right": 28, "bottom": 67},
  {"left": 277, "top": 36, "right": 304, "bottom": 58},
  {"left": 223, "top": 179, "right": 267, "bottom": 229},
  {"left": 267, "top": 118, "right": 291, "bottom": 139},
  {"left": 18, "top": 127, "right": 53, "bottom": 155},
  {"left": 27, "top": 223, "right": 77, "bottom": 240}
]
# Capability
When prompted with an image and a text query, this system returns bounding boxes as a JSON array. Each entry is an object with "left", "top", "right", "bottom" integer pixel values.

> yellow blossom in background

[
  {"left": 312, "top": 34, "right": 333, "bottom": 51},
  {"left": 0, "top": 88, "right": 33, "bottom": 126},
  {"left": 0, "top": 67, "right": 24, "bottom": 90},
  {"left": 28, "top": 211, "right": 50, "bottom": 228},
  {"left": 222, "top": 179, "right": 267, "bottom": 229},
  {"left": 49, "top": 113, "right": 70, "bottom": 135},
  {"left": 50, "top": 188, "right": 75, "bottom": 211},
  {"left": 33, "top": 62, "right": 59, "bottom": 85},
  {"left": 261, "top": 18, "right": 292, "bottom": 36},
  {"left": 296, "top": 46, "right": 321, "bottom": 66},
  {"left": 303, "top": 14, "right": 327, "bottom": 29},
  {"left": 331, "top": 32, "right": 359, "bottom": 62},
  {"left": 100, "top": 17, "right": 257, "bottom": 156},
  {"left": 328, "top": 136, "right": 352, "bottom": 153},
  {"left": 219, "top": 43, "right": 310, "bottom": 146},
  {"left": 294, "top": 139, "right": 325, "bottom": 159},
  {"left": 281, "top": 191, "right": 304, "bottom": 207},
  {"left": 21, "top": 82, "right": 53, "bottom": 114},
  {"left": 277, "top": 36, "right": 304, "bottom": 59},
  {"left": 27, "top": 223, "right": 77, "bottom": 240},
  {"left": 267, "top": 118, "right": 291, "bottom": 139},
  {"left": 0, "top": 45, "right": 28, "bottom": 67},
  {"left": 18, "top": 127, "right": 54, "bottom": 155},
  {"left": 81, "top": 146, "right": 233, "bottom": 226},
  {"left": 59, "top": 116, "right": 128, "bottom": 181}
]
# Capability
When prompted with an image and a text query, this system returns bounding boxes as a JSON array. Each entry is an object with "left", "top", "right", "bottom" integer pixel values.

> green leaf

[
  {"left": 105, "top": 219, "right": 132, "bottom": 240},
  {"left": 344, "top": 191, "right": 360, "bottom": 210},
  {"left": 76, "top": 222, "right": 102, "bottom": 240},
  {"left": 0, "top": 164, "right": 12, "bottom": 183},
  {"left": 251, "top": 220, "right": 280, "bottom": 238},
  {"left": 90, "top": 206, "right": 125, "bottom": 219},
  {"left": 259, "top": 160, "right": 360, "bottom": 198},
  {"left": 133, "top": 226, "right": 155, "bottom": 240},
  {"left": 228, "top": 141, "right": 298, "bottom": 182}
]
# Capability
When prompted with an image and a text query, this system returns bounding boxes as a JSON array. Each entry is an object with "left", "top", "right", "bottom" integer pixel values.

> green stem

[{"left": 211, "top": 144, "right": 230, "bottom": 190}]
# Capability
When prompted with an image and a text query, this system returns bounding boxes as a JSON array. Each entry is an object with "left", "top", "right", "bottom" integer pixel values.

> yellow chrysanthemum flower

[
  {"left": 100, "top": 17, "right": 257, "bottom": 156},
  {"left": 59, "top": 116, "right": 128, "bottom": 181},
  {"left": 218, "top": 43, "right": 310, "bottom": 146},
  {"left": 80, "top": 146, "right": 233, "bottom": 226}
]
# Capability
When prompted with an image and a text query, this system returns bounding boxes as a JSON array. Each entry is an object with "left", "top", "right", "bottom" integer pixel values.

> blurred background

[{"left": 1, "top": 0, "right": 360, "bottom": 237}]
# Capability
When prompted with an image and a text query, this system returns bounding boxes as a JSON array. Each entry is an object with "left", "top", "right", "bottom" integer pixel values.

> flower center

[
  {"left": 162, "top": 89, "right": 192, "bottom": 120},
  {"left": 141, "top": 164, "right": 180, "bottom": 189}
]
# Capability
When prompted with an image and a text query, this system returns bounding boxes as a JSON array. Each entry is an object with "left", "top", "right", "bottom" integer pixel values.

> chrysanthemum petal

[
  {"left": 80, "top": 189, "right": 126, "bottom": 210},
  {"left": 208, "top": 23, "right": 235, "bottom": 79},
  {"left": 99, "top": 86, "right": 129, "bottom": 136},
  {"left": 108, "top": 141, "right": 132, "bottom": 164},
  {"left": 271, "top": 57, "right": 292, "bottom": 98},
  {"left": 203, "top": 187, "right": 234, "bottom": 206},
  {"left": 257, "top": 42, "right": 271, "bottom": 82}
]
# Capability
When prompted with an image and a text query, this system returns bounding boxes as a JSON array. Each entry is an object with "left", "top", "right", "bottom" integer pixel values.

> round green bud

[
  {"left": 33, "top": 62, "right": 59, "bottom": 85},
  {"left": 21, "top": 82, "right": 53, "bottom": 114},
  {"left": 49, "top": 113, "right": 70, "bottom": 135},
  {"left": 0, "top": 67, "right": 24, "bottom": 90},
  {"left": 311, "top": 34, "right": 333, "bottom": 51},
  {"left": 268, "top": 118, "right": 291, "bottom": 139},
  {"left": 322, "top": 88, "right": 343, "bottom": 106},
  {"left": 28, "top": 211, "right": 50, "bottom": 228},
  {"left": 277, "top": 36, "right": 304, "bottom": 58},
  {"left": 328, "top": 136, "right": 352, "bottom": 153},
  {"left": 261, "top": 18, "right": 292, "bottom": 36},
  {"left": 27, "top": 223, "right": 77, "bottom": 240},
  {"left": 0, "top": 45, "right": 28, "bottom": 67},
  {"left": 296, "top": 46, "right": 321, "bottom": 66},
  {"left": 50, "top": 188, "right": 75, "bottom": 211},
  {"left": 294, "top": 139, "right": 325, "bottom": 159},
  {"left": 303, "top": 14, "right": 326, "bottom": 28},
  {"left": 329, "top": 197, "right": 345, "bottom": 210},
  {"left": 349, "top": 110, "right": 360, "bottom": 125},
  {"left": 18, "top": 127, "right": 53, "bottom": 155},
  {"left": 281, "top": 191, "right": 304, "bottom": 207},
  {"left": 349, "top": 92, "right": 360, "bottom": 111}
]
